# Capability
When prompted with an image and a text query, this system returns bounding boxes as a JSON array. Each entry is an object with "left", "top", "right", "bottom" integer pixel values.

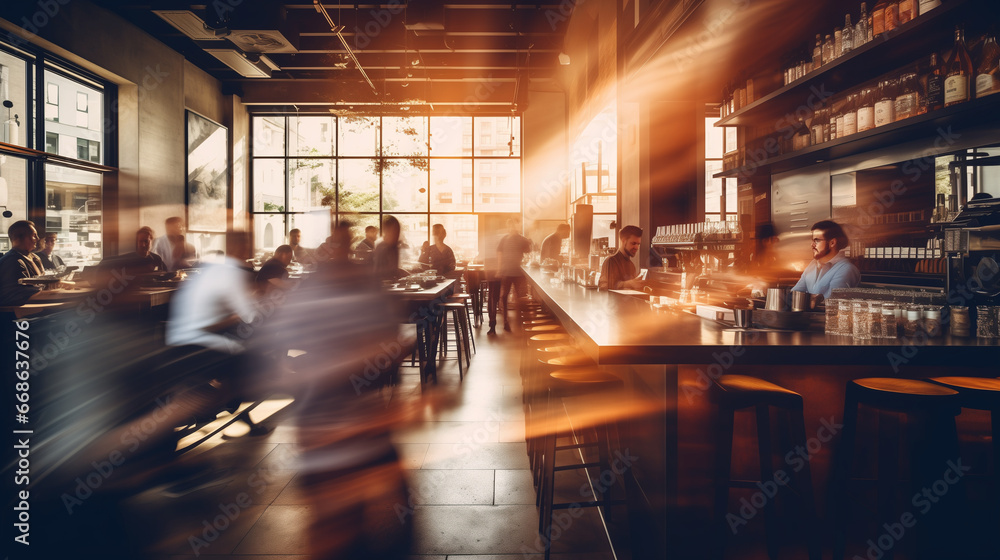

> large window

[
  {"left": 705, "top": 114, "right": 736, "bottom": 221},
  {"left": 251, "top": 115, "right": 521, "bottom": 263}
]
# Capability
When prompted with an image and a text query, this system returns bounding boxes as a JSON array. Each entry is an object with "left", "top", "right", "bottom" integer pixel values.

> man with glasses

[{"left": 791, "top": 220, "right": 860, "bottom": 300}]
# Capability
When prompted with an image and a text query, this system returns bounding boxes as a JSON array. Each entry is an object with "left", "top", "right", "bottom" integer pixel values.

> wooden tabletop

[{"left": 386, "top": 278, "right": 457, "bottom": 301}]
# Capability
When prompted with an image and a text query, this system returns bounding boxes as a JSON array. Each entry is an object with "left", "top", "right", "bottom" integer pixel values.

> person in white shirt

[
  {"left": 151, "top": 216, "right": 198, "bottom": 272},
  {"left": 791, "top": 220, "right": 861, "bottom": 301}
]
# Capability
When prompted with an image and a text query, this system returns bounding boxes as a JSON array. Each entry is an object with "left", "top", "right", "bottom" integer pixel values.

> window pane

[
  {"left": 253, "top": 159, "right": 286, "bottom": 211},
  {"left": 383, "top": 159, "right": 428, "bottom": 212},
  {"left": 288, "top": 210, "right": 332, "bottom": 252},
  {"left": 43, "top": 69, "right": 103, "bottom": 163},
  {"left": 705, "top": 117, "right": 723, "bottom": 159},
  {"left": 337, "top": 158, "right": 380, "bottom": 213},
  {"left": 430, "top": 214, "right": 478, "bottom": 263},
  {"left": 593, "top": 215, "right": 617, "bottom": 249},
  {"left": 705, "top": 161, "right": 722, "bottom": 213},
  {"left": 252, "top": 116, "right": 285, "bottom": 156},
  {"left": 76, "top": 92, "right": 87, "bottom": 111},
  {"left": 45, "top": 163, "right": 102, "bottom": 267},
  {"left": 0, "top": 50, "right": 29, "bottom": 147},
  {"left": 289, "top": 116, "right": 335, "bottom": 157},
  {"left": 0, "top": 156, "right": 28, "bottom": 251},
  {"left": 475, "top": 116, "right": 520, "bottom": 156},
  {"left": 430, "top": 159, "right": 472, "bottom": 212},
  {"left": 288, "top": 159, "right": 334, "bottom": 212},
  {"left": 429, "top": 116, "right": 471, "bottom": 156},
  {"left": 725, "top": 127, "right": 738, "bottom": 154},
  {"left": 338, "top": 116, "right": 379, "bottom": 156},
  {"left": 253, "top": 213, "right": 286, "bottom": 256},
  {"left": 475, "top": 158, "right": 520, "bottom": 212},
  {"left": 726, "top": 178, "right": 738, "bottom": 214},
  {"left": 383, "top": 116, "right": 428, "bottom": 157},
  {"left": 394, "top": 213, "right": 429, "bottom": 266}
]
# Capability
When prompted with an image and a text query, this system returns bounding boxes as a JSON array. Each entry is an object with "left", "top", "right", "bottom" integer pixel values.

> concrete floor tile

[
  {"left": 411, "top": 505, "right": 539, "bottom": 555},
  {"left": 422, "top": 442, "right": 530, "bottom": 470},
  {"left": 405, "top": 469, "right": 494, "bottom": 505},
  {"left": 494, "top": 469, "right": 536, "bottom": 505},
  {"left": 232, "top": 505, "right": 311, "bottom": 555}
]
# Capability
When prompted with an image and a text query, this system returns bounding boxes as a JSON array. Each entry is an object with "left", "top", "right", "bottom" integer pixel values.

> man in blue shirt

[{"left": 791, "top": 220, "right": 860, "bottom": 300}]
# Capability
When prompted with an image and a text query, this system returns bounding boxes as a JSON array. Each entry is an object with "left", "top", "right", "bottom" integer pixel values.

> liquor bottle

[
  {"left": 843, "top": 14, "right": 854, "bottom": 55},
  {"left": 898, "top": 0, "right": 914, "bottom": 23},
  {"left": 858, "top": 86, "right": 876, "bottom": 131},
  {"left": 924, "top": 53, "right": 944, "bottom": 111},
  {"left": 856, "top": 3, "right": 870, "bottom": 47},
  {"left": 976, "top": 31, "right": 1000, "bottom": 99},
  {"left": 813, "top": 34, "right": 823, "bottom": 69},
  {"left": 746, "top": 77, "right": 755, "bottom": 104},
  {"left": 895, "top": 72, "right": 919, "bottom": 120},
  {"left": 823, "top": 34, "right": 834, "bottom": 65},
  {"left": 918, "top": 0, "right": 942, "bottom": 16},
  {"left": 884, "top": 0, "right": 899, "bottom": 34},
  {"left": 835, "top": 28, "right": 843, "bottom": 58},
  {"left": 834, "top": 103, "right": 843, "bottom": 140},
  {"left": 843, "top": 92, "right": 858, "bottom": 136},
  {"left": 944, "top": 26, "right": 973, "bottom": 107},
  {"left": 875, "top": 79, "right": 897, "bottom": 126},
  {"left": 872, "top": 0, "right": 888, "bottom": 36}
]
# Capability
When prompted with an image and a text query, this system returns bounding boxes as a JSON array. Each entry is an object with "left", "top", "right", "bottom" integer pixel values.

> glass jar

[
  {"left": 869, "top": 301, "right": 883, "bottom": 337},
  {"left": 950, "top": 306, "right": 970, "bottom": 337},
  {"left": 922, "top": 306, "right": 942, "bottom": 337},
  {"left": 977, "top": 305, "right": 999, "bottom": 338},
  {"left": 852, "top": 301, "right": 872, "bottom": 340},
  {"left": 826, "top": 298, "right": 841, "bottom": 335},
  {"left": 881, "top": 303, "right": 898, "bottom": 339},
  {"left": 839, "top": 299, "right": 854, "bottom": 335},
  {"left": 903, "top": 305, "right": 922, "bottom": 337}
]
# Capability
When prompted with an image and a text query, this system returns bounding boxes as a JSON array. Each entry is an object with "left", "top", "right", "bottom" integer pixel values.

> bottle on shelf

[
  {"left": 746, "top": 76, "right": 755, "bottom": 104},
  {"left": 823, "top": 34, "right": 834, "bottom": 65},
  {"left": 976, "top": 30, "right": 1000, "bottom": 99},
  {"left": 856, "top": 3, "right": 870, "bottom": 47},
  {"left": 858, "top": 86, "right": 876, "bottom": 131},
  {"left": 895, "top": 72, "right": 919, "bottom": 120},
  {"left": 833, "top": 101, "right": 844, "bottom": 140},
  {"left": 812, "top": 34, "right": 823, "bottom": 69},
  {"left": 884, "top": 0, "right": 900, "bottom": 34},
  {"left": 843, "top": 92, "right": 859, "bottom": 136},
  {"left": 918, "top": 0, "right": 942, "bottom": 16},
  {"left": 944, "top": 25, "right": 973, "bottom": 107},
  {"left": 843, "top": 14, "right": 854, "bottom": 55},
  {"left": 923, "top": 52, "right": 944, "bottom": 112},
  {"left": 872, "top": 0, "right": 888, "bottom": 36},
  {"left": 875, "top": 79, "right": 897, "bottom": 126},
  {"left": 898, "top": 0, "right": 914, "bottom": 24},
  {"left": 835, "top": 28, "right": 844, "bottom": 58}
]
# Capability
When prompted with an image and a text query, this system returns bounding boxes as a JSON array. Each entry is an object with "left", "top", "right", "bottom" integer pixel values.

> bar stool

[
  {"left": 834, "top": 378, "right": 963, "bottom": 560},
  {"left": 447, "top": 294, "right": 476, "bottom": 354},
  {"left": 710, "top": 375, "right": 821, "bottom": 560},
  {"left": 436, "top": 302, "right": 471, "bottom": 380},
  {"left": 537, "top": 366, "right": 630, "bottom": 560}
]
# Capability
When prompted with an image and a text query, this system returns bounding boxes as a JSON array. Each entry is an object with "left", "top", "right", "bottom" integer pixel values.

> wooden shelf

[
  {"left": 716, "top": 0, "right": 970, "bottom": 128},
  {"left": 714, "top": 93, "right": 1000, "bottom": 178}
]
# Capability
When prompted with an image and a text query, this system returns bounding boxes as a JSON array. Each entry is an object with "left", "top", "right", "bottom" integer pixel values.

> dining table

[{"left": 386, "top": 277, "right": 458, "bottom": 383}]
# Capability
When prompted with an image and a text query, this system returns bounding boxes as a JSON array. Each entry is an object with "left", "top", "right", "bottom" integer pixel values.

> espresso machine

[{"left": 943, "top": 197, "right": 1000, "bottom": 304}]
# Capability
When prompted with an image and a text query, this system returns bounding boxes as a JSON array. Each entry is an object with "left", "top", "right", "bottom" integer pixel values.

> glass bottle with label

[
  {"left": 856, "top": 3, "right": 870, "bottom": 47},
  {"left": 823, "top": 34, "right": 834, "bottom": 65},
  {"left": 872, "top": 0, "right": 888, "bottom": 36},
  {"left": 843, "top": 14, "right": 854, "bottom": 55},
  {"left": 843, "top": 92, "right": 858, "bottom": 136},
  {"left": 898, "top": 0, "right": 914, "bottom": 24},
  {"left": 858, "top": 86, "right": 876, "bottom": 131},
  {"left": 884, "top": 0, "right": 899, "bottom": 33},
  {"left": 895, "top": 72, "right": 919, "bottom": 120},
  {"left": 834, "top": 101, "right": 844, "bottom": 140},
  {"left": 923, "top": 53, "right": 944, "bottom": 112},
  {"left": 976, "top": 31, "right": 1000, "bottom": 99},
  {"left": 835, "top": 28, "right": 843, "bottom": 58},
  {"left": 875, "top": 79, "right": 897, "bottom": 126},
  {"left": 813, "top": 34, "right": 823, "bottom": 69},
  {"left": 944, "top": 25, "right": 973, "bottom": 107}
]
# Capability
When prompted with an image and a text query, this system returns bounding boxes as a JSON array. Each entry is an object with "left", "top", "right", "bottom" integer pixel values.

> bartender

[
  {"left": 599, "top": 225, "right": 645, "bottom": 291},
  {"left": 791, "top": 220, "right": 860, "bottom": 300}
]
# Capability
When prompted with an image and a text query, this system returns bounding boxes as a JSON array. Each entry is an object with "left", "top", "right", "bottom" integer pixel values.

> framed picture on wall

[{"left": 186, "top": 110, "right": 229, "bottom": 232}]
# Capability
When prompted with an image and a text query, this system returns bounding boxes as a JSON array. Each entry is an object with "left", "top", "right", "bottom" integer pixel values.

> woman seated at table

[{"left": 418, "top": 224, "right": 457, "bottom": 276}]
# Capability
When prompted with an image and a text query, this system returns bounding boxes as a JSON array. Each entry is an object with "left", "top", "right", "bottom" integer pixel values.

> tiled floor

[{"left": 133, "top": 320, "right": 618, "bottom": 560}]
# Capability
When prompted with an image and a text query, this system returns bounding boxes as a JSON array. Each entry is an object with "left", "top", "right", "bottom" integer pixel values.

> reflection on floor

[{"left": 128, "top": 324, "right": 619, "bottom": 560}]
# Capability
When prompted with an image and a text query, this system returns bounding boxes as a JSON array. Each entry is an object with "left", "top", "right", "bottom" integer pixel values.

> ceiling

[{"left": 92, "top": 0, "right": 576, "bottom": 114}]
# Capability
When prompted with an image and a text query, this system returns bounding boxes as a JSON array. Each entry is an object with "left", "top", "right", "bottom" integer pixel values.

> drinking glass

[
  {"left": 977, "top": 306, "right": 999, "bottom": 338},
  {"left": 880, "top": 303, "right": 898, "bottom": 339},
  {"left": 903, "top": 305, "right": 922, "bottom": 337},
  {"left": 950, "top": 306, "right": 970, "bottom": 337},
  {"left": 868, "top": 301, "right": 883, "bottom": 338},
  {"left": 852, "top": 301, "right": 871, "bottom": 340},
  {"left": 838, "top": 300, "right": 853, "bottom": 336},
  {"left": 826, "top": 299, "right": 841, "bottom": 335}
]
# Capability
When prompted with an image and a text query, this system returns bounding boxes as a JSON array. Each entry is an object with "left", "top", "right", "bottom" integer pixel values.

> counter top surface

[{"left": 523, "top": 267, "right": 1000, "bottom": 367}]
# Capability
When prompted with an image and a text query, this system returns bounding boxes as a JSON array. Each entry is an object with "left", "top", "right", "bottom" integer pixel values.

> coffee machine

[{"left": 943, "top": 197, "right": 1000, "bottom": 303}]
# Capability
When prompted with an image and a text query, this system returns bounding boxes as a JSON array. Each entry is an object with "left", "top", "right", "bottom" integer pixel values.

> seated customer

[
  {"left": 0, "top": 220, "right": 45, "bottom": 306},
  {"left": 289, "top": 228, "right": 314, "bottom": 264},
  {"left": 34, "top": 232, "right": 66, "bottom": 271},
  {"left": 373, "top": 216, "right": 407, "bottom": 280},
  {"left": 108, "top": 226, "right": 168, "bottom": 275},
  {"left": 353, "top": 226, "right": 378, "bottom": 264},
  {"left": 599, "top": 225, "right": 646, "bottom": 291},
  {"left": 418, "top": 223, "right": 457, "bottom": 276},
  {"left": 256, "top": 244, "right": 293, "bottom": 293},
  {"left": 791, "top": 220, "right": 860, "bottom": 300}
]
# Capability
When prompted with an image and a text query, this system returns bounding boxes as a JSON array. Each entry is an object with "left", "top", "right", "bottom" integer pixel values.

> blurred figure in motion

[
  {"left": 373, "top": 215, "right": 407, "bottom": 280},
  {"left": 493, "top": 218, "right": 532, "bottom": 334},
  {"left": 34, "top": 231, "right": 66, "bottom": 270},
  {"left": 354, "top": 225, "right": 378, "bottom": 264},
  {"left": 151, "top": 216, "right": 198, "bottom": 272},
  {"left": 539, "top": 223, "right": 571, "bottom": 264},
  {"left": 265, "top": 220, "right": 413, "bottom": 559}
]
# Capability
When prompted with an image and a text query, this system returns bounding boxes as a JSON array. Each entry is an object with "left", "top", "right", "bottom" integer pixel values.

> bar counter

[{"left": 523, "top": 266, "right": 1000, "bottom": 558}]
